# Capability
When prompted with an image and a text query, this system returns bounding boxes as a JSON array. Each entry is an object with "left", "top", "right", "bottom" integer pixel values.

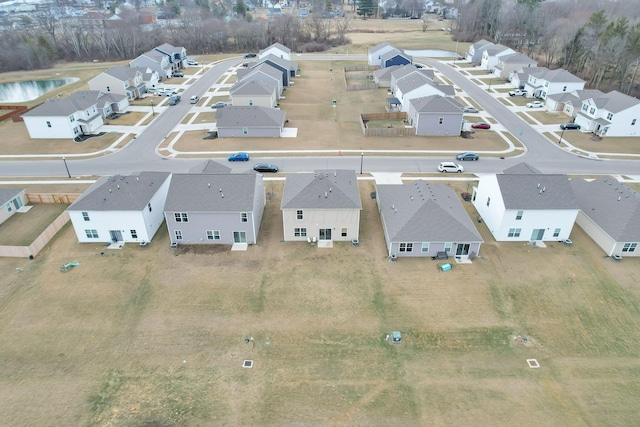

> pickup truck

[{"left": 509, "top": 89, "right": 527, "bottom": 97}]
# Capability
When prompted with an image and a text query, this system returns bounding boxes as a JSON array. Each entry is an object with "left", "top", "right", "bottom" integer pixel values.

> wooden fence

[
  {"left": 344, "top": 65, "right": 379, "bottom": 91},
  {"left": 360, "top": 112, "right": 416, "bottom": 137},
  {"left": 27, "top": 193, "right": 80, "bottom": 204},
  {"left": 0, "top": 105, "right": 28, "bottom": 122},
  {"left": 344, "top": 65, "right": 379, "bottom": 72},
  {"left": 0, "top": 211, "right": 70, "bottom": 258}
]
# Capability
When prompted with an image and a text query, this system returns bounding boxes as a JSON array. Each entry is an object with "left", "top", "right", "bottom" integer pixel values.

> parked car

[
  {"left": 211, "top": 101, "right": 227, "bottom": 109},
  {"left": 228, "top": 152, "right": 250, "bottom": 161},
  {"left": 156, "top": 88, "right": 166, "bottom": 96},
  {"left": 172, "top": 72, "right": 184, "bottom": 78},
  {"left": 168, "top": 95, "right": 181, "bottom": 105},
  {"left": 526, "top": 101, "right": 544, "bottom": 108},
  {"left": 438, "top": 162, "right": 464, "bottom": 173},
  {"left": 190, "top": 95, "right": 200, "bottom": 104},
  {"left": 187, "top": 60, "right": 198, "bottom": 65},
  {"left": 471, "top": 122, "right": 491, "bottom": 129},
  {"left": 463, "top": 106, "right": 479, "bottom": 113},
  {"left": 509, "top": 89, "right": 527, "bottom": 96},
  {"left": 253, "top": 163, "right": 279, "bottom": 173},
  {"left": 244, "top": 53, "right": 257, "bottom": 58},
  {"left": 147, "top": 87, "right": 157, "bottom": 93},
  {"left": 456, "top": 152, "right": 479, "bottom": 161},
  {"left": 560, "top": 122, "right": 581, "bottom": 130},
  {"left": 414, "top": 64, "right": 424, "bottom": 69}
]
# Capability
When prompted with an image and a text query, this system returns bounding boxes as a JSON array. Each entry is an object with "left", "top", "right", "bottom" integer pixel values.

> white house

[
  {"left": 389, "top": 64, "right": 434, "bottom": 90},
  {"left": 88, "top": 66, "right": 145, "bottom": 100},
  {"left": 509, "top": 66, "right": 545, "bottom": 90},
  {"left": 130, "top": 50, "right": 172, "bottom": 78},
  {"left": 573, "top": 90, "right": 640, "bottom": 137},
  {"left": 368, "top": 42, "right": 399, "bottom": 66},
  {"left": 281, "top": 169, "right": 361, "bottom": 244},
  {"left": 154, "top": 43, "right": 187, "bottom": 70},
  {"left": 258, "top": 42, "right": 291, "bottom": 61},
  {"left": 493, "top": 52, "right": 537, "bottom": 79},
  {"left": 67, "top": 172, "right": 171, "bottom": 244},
  {"left": 472, "top": 163, "right": 580, "bottom": 242},
  {"left": 0, "top": 188, "right": 27, "bottom": 225},
  {"left": 546, "top": 89, "right": 603, "bottom": 116},
  {"left": 466, "top": 39, "right": 494, "bottom": 64},
  {"left": 523, "top": 68, "right": 585, "bottom": 100},
  {"left": 393, "top": 73, "right": 455, "bottom": 112},
  {"left": 480, "top": 44, "right": 515, "bottom": 71}
]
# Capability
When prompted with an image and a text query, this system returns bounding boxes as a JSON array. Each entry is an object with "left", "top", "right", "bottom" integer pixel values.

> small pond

[{"left": 0, "top": 77, "right": 79, "bottom": 103}]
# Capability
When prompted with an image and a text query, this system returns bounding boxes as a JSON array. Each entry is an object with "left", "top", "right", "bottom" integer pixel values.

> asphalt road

[{"left": 1, "top": 55, "right": 640, "bottom": 178}]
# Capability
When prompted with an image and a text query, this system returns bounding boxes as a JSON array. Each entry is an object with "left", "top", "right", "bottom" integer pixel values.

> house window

[
  {"left": 633, "top": 119, "right": 637, "bottom": 126},
  {"left": 206, "top": 230, "right": 220, "bottom": 240},
  {"left": 175, "top": 230, "right": 183, "bottom": 240},
  {"left": 582, "top": 104, "right": 588, "bottom": 112},
  {"left": 421, "top": 242, "right": 429, "bottom": 252},
  {"left": 106, "top": 85, "right": 111, "bottom": 92},
  {"left": 508, "top": 228, "right": 521, "bottom": 237},
  {"left": 148, "top": 203, "right": 152, "bottom": 212},
  {"left": 444, "top": 242, "right": 452, "bottom": 253},
  {"left": 249, "top": 99, "right": 253, "bottom": 106},
  {"left": 69, "top": 115, "right": 75, "bottom": 123},
  {"left": 486, "top": 197, "right": 491, "bottom": 207},
  {"left": 241, "top": 213, "right": 248, "bottom": 222},
  {"left": 297, "top": 210, "right": 303, "bottom": 220},
  {"left": 553, "top": 228, "right": 561, "bottom": 238},
  {"left": 399, "top": 243, "right": 413, "bottom": 252},
  {"left": 174, "top": 212, "right": 189, "bottom": 222},
  {"left": 563, "top": 86, "right": 567, "bottom": 92},
  {"left": 82, "top": 211, "right": 90, "bottom": 221},
  {"left": 590, "top": 107, "right": 596, "bottom": 115},
  {"left": 341, "top": 228, "right": 347, "bottom": 237},
  {"left": 607, "top": 112, "right": 613, "bottom": 120},
  {"left": 46, "top": 121, "right": 51, "bottom": 128},
  {"left": 243, "top": 127, "right": 248, "bottom": 135},
  {"left": 622, "top": 243, "right": 637, "bottom": 253},
  {"left": 85, "top": 229, "right": 99, "bottom": 238},
  {"left": 131, "top": 230, "right": 137, "bottom": 239},
  {"left": 73, "top": 127, "right": 79, "bottom": 134},
  {"left": 438, "top": 117, "right": 444, "bottom": 124},
  {"left": 5, "top": 203, "right": 11, "bottom": 212},
  {"left": 544, "top": 81, "right": 549, "bottom": 87},
  {"left": 516, "top": 210, "right": 523, "bottom": 220},
  {"left": 294, "top": 227, "right": 307, "bottom": 237}
]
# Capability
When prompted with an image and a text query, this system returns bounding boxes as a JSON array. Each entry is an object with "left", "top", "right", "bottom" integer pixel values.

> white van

[{"left": 190, "top": 96, "right": 200, "bottom": 104}]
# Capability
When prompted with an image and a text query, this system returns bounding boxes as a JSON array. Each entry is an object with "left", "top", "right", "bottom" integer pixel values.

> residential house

[
  {"left": 376, "top": 180, "right": 483, "bottom": 258},
  {"left": 389, "top": 64, "right": 434, "bottom": 91},
  {"left": 142, "top": 69, "right": 161, "bottom": 91},
  {"left": 573, "top": 90, "right": 640, "bottom": 137},
  {"left": 258, "top": 42, "right": 291, "bottom": 61},
  {"left": 230, "top": 79, "right": 278, "bottom": 108},
  {"left": 188, "top": 159, "right": 232, "bottom": 174},
  {"left": 380, "top": 49, "right": 412, "bottom": 68},
  {"left": 237, "top": 63, "right": 283, "bottom": 97},
  {"left": 215, "top": 106, "right": 286, "bottom": 138},
  {"left": 480, "top": 44, "right": 515, "bottom": 71},
  {"left": 252, "top": 54, "right": 298, "bottom": 86},
  {"left": 368, "top": 42, "right": 399, "bottom": 66},
  {"left": 154, "top": 43, "right": 187, "bottom": 71},
  {"left": 465, "top": 39, "right": 494, "bottom": 63},
  {"left": 523, "top": 68, "right": 585, "bottom": 100},
  {"left": 509, "top": 66, "right": 546, "bottom": 90},
  {"left": 67, "top": 171, "right": 171, "bottom": 244},
  {"left": 77, "top": 11, "right": 123, "bottom": 29},
  {"left": 472, "top": 163, "right": 579, "bottom": 242},
  {"left": 0, "top": 188, "right": 27, "bottom": 225},
  {"left": 408, "top": 95, "right": 464, "bottom": 136},
  {"left": 393, "top": 73, "right": 455, "bottom": 112},
  {"left": 546, "top": 89, "right": 603, "bottom": 117},
  {"left": 130, "top": 50, "right": 172, "bottom": 79},
  {"left": 281, "top": 170, "right": 361, "bottom": 243},
  {"left": 570, "top": 177, "right": 640, "bottom": 257},
  {"left": 88, "top": 66, "right": 146, "bottom": 100},
  {"left": 493, "top": 52, "right": 537, "bottom": 79},
  {"left": 164, "top": 173, "right": 265, "bottom": 246}
]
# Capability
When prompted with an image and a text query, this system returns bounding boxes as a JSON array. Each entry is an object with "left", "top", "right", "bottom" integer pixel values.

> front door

[
  {"left": 109, "top": 230, "right": 123, "bottom": 242},
  {"left": 531, "top": 229, "right": 545, "bottom": 241},
  {"left": 456, "top": 243, "right": 470, "bottom": 256},
  {"left": 233, "top": 231, "right": 247, "bottom": 243},
  {"left": 319, "top": 229, "right": 332, "bottom": 240}
]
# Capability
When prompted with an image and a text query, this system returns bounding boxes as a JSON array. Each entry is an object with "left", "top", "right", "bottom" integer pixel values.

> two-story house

[
  {"left": 465, "top": 39, "right": 494, "bottom": 64},
  {"left": 393, "top": 73, "right": 455, "bottom": 112},
  {"left": 258, "top": 42, "right": 291, "bottom": 61},
  {"left": 407, "top": 95, "right": 464, "bottom": 136},
  {"left": 493, "top": 52, "right": 537, "bottom": 79},
  {"left": 523, "top": 68, "right": 585, "bottom": 100},
  {"left": 88, "top": 66, "right": 146, "bottom": 100},
  {"left": 154, "top": 43, "right": 187, "bottom": 71},
  {"left": 573, "top": 90, "right": 640, "bottom": 137},
  {"left": 480, "top": 44, "right": 515, "bottom": 71},
  {"left": 130, "top": 50, "right": 172, "bottom": 79},
  {"left": 230, "top": 79, "right": 279, "bottom": 108}
]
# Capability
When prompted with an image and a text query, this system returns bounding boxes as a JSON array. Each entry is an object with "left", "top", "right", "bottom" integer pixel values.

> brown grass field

[{"left": 1, "top": 17, "right": 640, "bottom": 427}]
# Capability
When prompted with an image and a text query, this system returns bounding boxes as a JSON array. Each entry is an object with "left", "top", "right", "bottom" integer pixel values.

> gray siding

[
  {"left": 165, "top": 211, "right": 259, "bottom": 244},
  {"left": 389, "top": 241, "right": 482, "bottom": 258},
  {"left": 415, "top": 113, "right": 463, "bottom": 136}
]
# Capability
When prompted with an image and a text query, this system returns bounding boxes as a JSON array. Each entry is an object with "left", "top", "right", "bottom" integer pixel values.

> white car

[
  {"left": 526, "top": 101, "right": 544, "bottom": 108},
  {"left": 438, "top": 162, "right": 464, "bottom": 173},
  {"left": 187, "top": 60, "right": 198, "bottom": 66},
  {"left": 190, "top": 95, "right": 200, "bottom": 104},
  {"left": 509, "top": 89, "right": 527, "bottom": 96}
]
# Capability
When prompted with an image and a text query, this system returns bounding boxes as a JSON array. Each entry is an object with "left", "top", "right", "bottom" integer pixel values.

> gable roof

[
  {"left": 471, "top": 39, "right": 494, "bottom": 50},
  {"left": 0, "top": 188, "right": 24, "bottom": 204},
  {"left": 484, "top": 44, "right": 512, "bottom": 56},
  {"left": 570, "top": 177, "right": 640, "bottom": 241},
  {"left": 391, "top": 64, "right": 434, "bottom": 82},
  {"left": 240, "top": 62, "right": 283, "bottom": 82},
  {"left": 410, "top": 95, "right": 463, "bottom": 113},
  {"left": 188, "top": 160, "right": 232, "bottom": 174},
  {"left": 216, "top": 106, "right": 285, "bottom": 127},
  {"left": 230, "top": 79, "right": 277, "bottom": 96},
  {"left": 164, "top": 173, "right": 260, "bottom": 212},
  {"left": 369, "top": 42, "right": 394, "bottom": 55},
  {"left": 498, "top": 52, "right": 536, "bottom": 64},
  {"left": 256, "top": 54, "right": 297, "bottom": 72},
  {"left": 588, "top": 90, "right": 640, "bottom": 113},
  {"left": 281, "top": 169, "right": 361, "bottom": 210},
  {"left": 155, "top": 43, "right": 184, "bottom": 55},
  {"left": 380, "top": 49, "right": 412, "bottom": 63},
  {"left": 68, "top": 171, "right": 170, "bottom": 211},
  {"left": 377, "top": 181, "right": 483, "bottom": 242},
  {"left": 496, "top": 173, "right": 579, "bottom": 210},
  {"left": 502, "top": 162, "right": 542, "bottom": 174},
  {"left": 22, "top": 90, "right": 123, "bottom": 117},
  {"left": 530, "top": 68, "right": 584, "bottom": 83},
  {"left": 103, "top": 66, "right": 140, "bottom": 81},
  {"left": 547, "top": 89, "right": 603, "bottom": 105},
  {"left": 397, "top": 74, "right": 454, "bottom": 97},
  {"left": 260, "top": 42, "right": 290, "bottom": 55}
]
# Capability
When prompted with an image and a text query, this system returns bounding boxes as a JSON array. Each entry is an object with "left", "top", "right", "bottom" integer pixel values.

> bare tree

[{"left": 334, "top": 15, "right": 351, "bottom": 43}]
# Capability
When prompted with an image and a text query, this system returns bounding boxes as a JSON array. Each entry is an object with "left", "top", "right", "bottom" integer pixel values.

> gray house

[
  {"left": 130, "top": 50, "right": 172, "bottom": 78},
  {"left": 164, "top": 173, "right": 265, "bottom": 246},
  {"left": 570, "top": 177, "right": 640, "bottom": 257},
  {"left": 465, "top": 39, "right": 494, "bottom": 63},
  {"left": 376, "top": 180, "right": 483, "bottom": 258},
  {"left": 0, "top": 188, "right": 27, "bottom": 225},
  {"left": 154, "top": 43, "right": 187, "bottom": 70},
  {"left": 216, "top": 106, "right": 286, "bottom": 138},
  {"left": 230, "top": 79, "right": 278, "bottom": 108},
  {"left": 88, "top": 66, "right": 146, "bottom": 100},
  {"left": 389, "top": 64, "right": 434, "bottom": 91},
  {"left": 546, "top": 89, "right": 603, "bottom": 116},
  {"left": 408, "top": 95, "right": 464, "bottom": 136},
  {"left": 237, "top": 63, "right": 283, "bottom": 97},
  {"left": 368, "top": 42, "right": 399, "bottom": 66},
  {"left": 252, "top": 54, "right": 298, "bottom": 86},
  {"left": 493, "top": 52, "right": 537, "bottom": 79}
]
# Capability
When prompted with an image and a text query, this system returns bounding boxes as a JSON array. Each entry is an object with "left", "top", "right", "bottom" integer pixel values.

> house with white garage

[
  {"left": 480, "top": 44, "right": 515, "bottom": 71},
  {"left": 493, "top": 52, "right": 537, "bottom": 79},
  {"left": 368, "top": 42, "right": 400, "bottom": 66},
  {"left": 573, "top": 90, "right": 640, "bottom": 137},
  {"left": 377, "top": 180, "right": 483, "bottom": 258},
  {"left": 570, "top": 177, "right": 640, "bottom": 257},
  {"left": 472, "top": 163, "right": 579, "bottom": 242},
  {"left": 164, "top": 173, "right": 265, "bottom": 246},
  {"left": 130, "top": 50, "right": 172, "bottom": 79},
  {"left": 393, "top": 73, "right": 455, "bottom": 112},
  {"left": 389, "top": 64, "right": 434, "bottom": 90},
  {"left": 546, "top": 89, "right": 603, "bottom": 117},
  {"left": 523, "top": 68, "right": 585, "bottom": 100},
  {"left": 281, "top": 169, "right": 361, "bottom": 244},
  {"left": 230, "top": 79, "right": 278, "bottom": 108},
  {"left": 216, "top": 106, "right": 286, "bottom": 138},
  {"left": 466, "top": 39, "right": 494, "bottom": 63},
  {"left": 408, "top": 95, "right": 464, "bottom": 136},
  {"left": 67, "top": 171, "right": 171, "bottom": 244},
  {"left": 509, "top": 66, "right": 545, "bottom": 91},
  {"left": 259, "top": 42, "right": 291, "bottom": 61},
  {"left": 89, "top": 66, "right": 146, "bottom": 100},
  {"left": 0, "top": 188, "right": 27, "bottom": 225},
  {"left": 154, "top": 43, "right": 187, "bottom": 70}
]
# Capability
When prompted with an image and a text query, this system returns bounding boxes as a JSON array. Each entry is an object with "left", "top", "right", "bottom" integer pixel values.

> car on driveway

[
  {"left": 526, "top": 101, "right": 544, "bottom": 108},
  {"left": 211, "top": 101, "right": 227, "bottom": 109},
  {"left": 253, "top": 163, "right": 279, "bottom": 173},
  {"left": 471, "top": 122, "right": 491, "bottom": 129},
  {"left": 172, "top": 72, "right": 184, "bottom": 78},
  {"left": 560, "top": 122, "right": 581, "bottom": 130},
  {"left": 187, "top": 60, "right": 198, "bottom": 65},
  {"left": 228, "top": 152, "right": 250, "bottom": 161},
  {"left": 509, "top": 89, "right": 527, "bottom": 96},
  {"left": 438, "top": 162, "right": 464, "bottom": 173},
  {"left": 456, "top": 152, "right": 479, "bottom": 161},
  {"left": 463, "top": 106, "right": 479, "bottom": 113}
]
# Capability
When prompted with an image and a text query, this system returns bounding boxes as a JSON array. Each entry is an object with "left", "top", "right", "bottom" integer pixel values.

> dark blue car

[{"left": 228, "top": 152, "right": 250, "bottom": 161}]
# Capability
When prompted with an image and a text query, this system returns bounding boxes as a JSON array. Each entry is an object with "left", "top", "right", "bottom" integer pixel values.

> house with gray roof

[
  {"left": 281, "top": 170, "right": 361, "bottom": 244},
  {"left": 215, "top": 106, "right": 286, "bottom": 138},
  {"left": 465, "top": 39, "right": 494, "bottom": 63},
  {"left": 0, "top": 188, "right": 27, "bottom": 225},
  {"left": 393, "top": 73, "right": 455, "bottom": 112},
  {"left": 509, "top": 66, "right": 545, "bottom": 92},
  {"left": 252, "top": 54, "right": 298, "bottom": 86},
  {"left": 472, "top": 163, "right": 579, "bottom": 242},
  {"left": 368, "top": 42, "right": 399, "bottom": 66},
  {"left": 130, "top": 50, "right": 172, "bottom": 78},
  {"left": 380, "top": 48, "right": 412, "bottom": 68},
  {"left": 480, "top": 44, "right": 515, "bottom": 71},
  {"left": 493, "top": 52, "right": 537, "bottom": 79},
  {"left": 188, "top": 160, "right": 232, "bottom": 174},
  {"left": 154, "top": 43, "right": 187, "bottom": 70},
  {"left": 570, "top": 177, "right": 640, "bottom": 257},
  {"left": 164, "top": 173, "right": 265, "bottom": 247},
  {"left": 67, "top": 171, "right": 171, "bottom": 244},
  {"left": 237, "top": 63, "right": 283, "bottom": 97},
  {"left": 259, "top": 42, "right": 291, "bottom": 61},
  {"left": 408, "top": 95, "right": 464, "bottom": 136},
  {"left": 523, "top": 68, "right": 585, "bottom": 100},
  {"left": 546, "top": 89, "right": 603, "bottom": 116},
  {"left": 230, "top": 79, "right": 278, "bottom": 108},
  {"left": 88, "top": 66, "right": 146, "bottom": 100},
  {"left": 573, "top": 90, "right": 640, "bottom": 137},
  {"left": 376, "top": 181, "right": 483, "bottom": 258},
  {"left": 389, "top": 64, "right": 434, "bottom": 90},
  {"left": 22, "top": 90, "right": 128, "bottom": 139}
]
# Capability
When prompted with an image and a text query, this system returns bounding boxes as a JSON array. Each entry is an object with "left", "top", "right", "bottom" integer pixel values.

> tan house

[{"left": 230, "top": 79, "right": 278, "bottom": 108}]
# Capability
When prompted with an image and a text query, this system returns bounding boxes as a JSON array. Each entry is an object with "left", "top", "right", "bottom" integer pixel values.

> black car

[
  {"left": 244, "top": 53, "right": 257, "bottom": 58},
  {"left": 253, "top": 163, "right": 279, "bottom": 173},
  {"left": 560, "top": 122, "right": 581, "bottom": 130}
]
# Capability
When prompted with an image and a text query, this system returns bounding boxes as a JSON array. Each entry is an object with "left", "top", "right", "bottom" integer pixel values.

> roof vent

[
  {"left": 329, "top": 187, "right": 332, "bottom": 192},
  {"left": 618, "top": 196, "right": 621, "bottom": 201},
  {"left": 539, "top": 189, "right": 542, "bottom": 194},
  {"left": 542, "top": 187, "right": 545, "bottom": 192},
  {"left": 117, "top": 184, "right": 120, "bottom": 189},
  {"left": 394, "top": 208, "right": 397, "bottom": 213},
  {"left": 208, "top": 183, "right": 210, "bottom": 188},
  {"left": 324, "top": 192, "right": 328, "bottom": 198},
  {"left": 221, "top": 193, "right": 224, "bottom": 198},
  {"left": 410, "top": 196, "right": 414, "bottom": 200},
  {"left": 109, "top": 189, "right": 112, "bottom": 193},
  {"left": 219, "top": 188, "right": 222, "bottom": 192},
  {"left": 136, "top": 177, "right": 139, "bottom": 182},
  {"left": 391, "top": 204, "right": 395, "bottom": 209}
]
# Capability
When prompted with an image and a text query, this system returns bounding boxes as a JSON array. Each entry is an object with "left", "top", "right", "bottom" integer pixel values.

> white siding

[{"left": 282, "top": 208, "right": 360, "bottom": 241}]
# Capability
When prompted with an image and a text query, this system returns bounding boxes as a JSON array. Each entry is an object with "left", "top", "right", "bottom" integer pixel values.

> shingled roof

[{"left": 281, "top": 170, "right": 361, "bottom": 210}]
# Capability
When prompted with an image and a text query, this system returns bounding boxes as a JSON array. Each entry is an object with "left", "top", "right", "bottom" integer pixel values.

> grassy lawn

[
  {"left": 103, "top": 112, "right": 147, "bottom": 126},
  {"left": 528, "top": 110, "right": 568, "bottom": 125},
  {"left": 0, "top": 203, "right": 68, "bottom": 245},
  {"left": 545, "top": 131, "right": 640, "bottom": 155}
]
